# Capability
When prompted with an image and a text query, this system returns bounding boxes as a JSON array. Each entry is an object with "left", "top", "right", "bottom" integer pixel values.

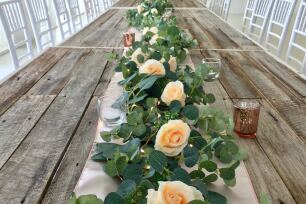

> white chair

[
  {"left": 248, "top": 0, "right": 274, "bottom": 42},
  {"left": 209, "top": 0, "right": 231, "bottom": 20},
  {"left": 0, "top": 0, "right": 34, "bottom": 69},
  {"left": 84, "top": 0, "right": 95, "bottom": 23},
  {"left": 265, "top": 0, "right": 296, "bottom": 56},
  {"left": 103, "top": 0, "right": 110, "bottom": 9},
  {"left": 66, "top": 0, "right": 83, "bottom": 32},
  {"left": 92, "top": 0, "right": 102, "bottom": 16},
  {"left": 24, "top": 0, "right": 54, "bottom": 52},
  {"left": 53, "top": 0, "right": 72, "bottom": 41},
  {"left": 200, "top": 0, "right": 210, "bottom": 7},
  {"left": 287, "top": 0, "right": 306, "bottom": 75},
  {"left": 242, "top": 0, "right": 256, "bottom": 32}
]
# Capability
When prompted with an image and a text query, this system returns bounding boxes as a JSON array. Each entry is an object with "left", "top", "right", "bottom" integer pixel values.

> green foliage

[
  {"left": 148, "top": 150, "right": 167, "bottom": 173},
  {"left": 76, "top": 0, "right": 248, "bottom": 203},
  {"left": 68, "top": 193, "right": 103, "bottom": 204}
]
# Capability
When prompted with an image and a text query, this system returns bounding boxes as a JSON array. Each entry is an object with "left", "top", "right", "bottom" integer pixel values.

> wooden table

[{"left": 0, "top": 1, "right": 305, "bottom": 204}]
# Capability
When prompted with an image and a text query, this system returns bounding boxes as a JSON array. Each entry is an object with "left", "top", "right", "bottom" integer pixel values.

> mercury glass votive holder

[
  {"left": 123, "top": 32, "right": 135, "bottom": 47},
  {"left": 233, "top": 100, "right": 261, "bottom": 138}
]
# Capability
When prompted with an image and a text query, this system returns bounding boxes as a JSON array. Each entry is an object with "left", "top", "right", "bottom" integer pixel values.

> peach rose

[
  {"left": 139, "top": 59, "right": 165, "bottom": 75},
  {"left": 168, "top": 56, "right": 177, "bottom": 72},
  {"left": 161, "top": 81, "right": 186, "bottom": 106},
  {"left": 131, "top": 48, "right": 147, "bottom": 67},
  {"left": 137, "top": 5, "right": 144, "bottom": 13},
  {"left": 155, "top": 120, "right": 190, "bottom": 156},
  {"left": 149, "top": 34, "right": 160, "bottom": 45},
  {"left": 147, "top": 181, "right": 204, "bottom": 204},
  {"left": 151, "top": 8, "right": 158, "bottom": 15},
  {"left": 150, "top": 27, "right": 158, "bottom": 34}
]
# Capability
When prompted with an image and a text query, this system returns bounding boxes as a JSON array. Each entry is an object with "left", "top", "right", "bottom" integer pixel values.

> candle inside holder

[
  {"left": 233, "top": 100, "right": 260, "bottom": 138},
  {"left": 123, "top": 32, "right": 135, "bottom": 47}
]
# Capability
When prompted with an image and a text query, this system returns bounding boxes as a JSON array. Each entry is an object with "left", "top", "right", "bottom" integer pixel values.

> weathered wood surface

[
  {"left": 113, "top": 0, "right": 139, "bottom": 7},
  {"left": 0, "top": 48, "right": 68, "bottom": 116},
  {"left": 0, "top": 3, "right": 305, "bottom": 204},
  {"left": 175, "top": 9, "right": 263, "bottom": 51},
  {"left": 190, "top": 49, "right": 306, "bottom": 142},
  {"left": 61, "top": 9, "right": 128, "bottom": 47},
  {"left": 204, "top": 81, "right": 296, "bottom": 204},
  {"left": 0, "top": 48, "right": 114, "bottom": 203},
  {"left": 196, "top": 50, "right": 305, "bottom": 203},
  {"left": 170, "top": 0, "right": 204, "bottom": 8}
]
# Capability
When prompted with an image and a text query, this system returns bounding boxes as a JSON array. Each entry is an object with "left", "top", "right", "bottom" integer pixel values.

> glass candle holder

[
  {"left": 97, "top": 96, "right": 125, "bottom": 128},
  {"left": 233, "top": 100, "right": 261, "bottom": 138},
  {"left": 202, "top": 58, "right": 221, "bottom": 81},
  {"left": 123, "top": 32, "right": 135, "bottom": 47}
]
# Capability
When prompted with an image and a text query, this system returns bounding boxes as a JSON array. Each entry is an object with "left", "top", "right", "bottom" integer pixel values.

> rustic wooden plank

[
  {"left": 113, "top": 0, "right": 139, "bottom": 7},
  {"left": 204, "top": 82, "right": 297, "bottom": 204},
  {"left": 28, "top": 49, "right": 91, "bottom": 95},
  {"left": 190, "top": 50, "right": 261, "bottom": 98},
  {"left": 0, "top": 48, "right": 68, "bottom": 116},
  {"left": 191, "top": 49, "right": 306, "bottom": 140},
  {"left": 40, "top": 97, "right": 99, "bottom": 204},
  {"left": 170, "top": 0, "right": 204, "bottom": 8},
  {"left": 197, "top": 47, "right": 306, "bottom": 203},
  {"left": 0, "top": 95, "right": 55, "bottom": 169},
  {"left": 0, "top": 49, "right": 109, "bottom": 204},
  {"left": 247, "top": 51, "right": 306, "bottom": 98},
  {"left": 61, "top": 9, "right": 127, "bottom": 47},
  {"left": 94, "top": 61, "right": 116, "bottom": 96}
]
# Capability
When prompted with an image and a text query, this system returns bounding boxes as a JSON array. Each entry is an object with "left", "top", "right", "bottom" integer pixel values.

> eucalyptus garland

[{"left": 69, "top": 1, "right": 248, "bottom": 204}]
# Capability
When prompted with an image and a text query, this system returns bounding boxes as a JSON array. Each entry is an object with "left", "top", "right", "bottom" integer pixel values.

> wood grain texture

[
  {"left": 113, "top": 0, "right": 139, "bottom": 7},
  {"left": 0, "top": 49, "right": 108, "bottom": 204},
  {"left": 170, "top": 0, "right": 204, "bottom": 8},
  {"left": 28, "top": 49, "right": 90, "bottom": 95},
  {"left": 0, "top": 48, "right": 68, "bottom": 116},
  {"left": 0, "top": 95, "right": 55, "bottom": 169},
  {"left": 40, "top": 97, "right": 100, "bottom": 204},
  {"left": 204, "top": 81, "right": 296, "bottom": 204},
  {"left": 62, "top": 9, "right": 127, "bottom": 47},
  {"left": 191, "top": 49, "right": 306, "bottom": 141}
]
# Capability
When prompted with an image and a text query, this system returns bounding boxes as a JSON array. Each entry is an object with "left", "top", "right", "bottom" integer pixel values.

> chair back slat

[
  {"left": 0, "top": 0, "right": 34, "bottom": 69},
  {"left": 84, "top": 0, "right": 96, "bottom": 23},
  {"left": 67, "top": 0, "right": 83, "bottom": 32},
  {"left": 248, "top": 0, "right": 274, "bottom": 42},
  {"left": 265, "top": 0, "right": 296, "bottom": 56},
  {"left": 287, "top": 0, "right": 306, "bottom": 74},
  {"left": 25, "top": 0, "right": 54, "bottom": 52},
  {"left": 209, "top": 0, "right": 231, "bottom": 20},
  {"left": 53, "top": 0, "right": 72, "bottom": 41}
]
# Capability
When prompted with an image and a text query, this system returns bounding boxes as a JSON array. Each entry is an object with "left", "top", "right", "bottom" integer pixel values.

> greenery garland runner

[{"left": 69, "top": 1, "right": 248, "bottom": 204}]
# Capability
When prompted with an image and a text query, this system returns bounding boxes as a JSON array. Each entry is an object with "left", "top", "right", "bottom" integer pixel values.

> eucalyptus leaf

[
  {"left": 171, "top": 167, "right": 191, "bottom": 185},
  {"left": 183, "top": 146, "right": 199, "bottom": 167},
  {"left": 104, "top": 192, "right": 125, "bottom": 204},
  {"left": 117, "top": 180, "right": 136, "bottom": 199},
  {"left": 149, "top": 150, "right": 167, "bottom": 173}
]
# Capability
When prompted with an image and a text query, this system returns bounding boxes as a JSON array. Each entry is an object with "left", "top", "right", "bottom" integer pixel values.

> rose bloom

[
  {"left": 139, "top": 59, "right": 165, "bottom": 75},
  {"left": 150, "top": 27, "right": 158, "bottom": 34},
  {"left": 131, "top": 48, "right": 147, "bottom": 67},
  {"left": 143, "top": 26, "right": 158, "bottom": 35},
  {"left": 137, "top": 5, "right": 144, "bottom": 13},
  {"left": 147, "top": 181, "right": 204, "bottom": 204},
  {"left": 150, "top": 34, "right": 162, "bottom": 45},
  {"left": 161, "top": 81, "right": 186, "bottom": 106},
  {"left": 155, "top": 120, "right": 190, "bottom": 156},
  {"left": 168, "top": 56, "right": 177, "bottom": 72},
  {"left": 151, "top": 8, "right": 158, "bottom": 15}
]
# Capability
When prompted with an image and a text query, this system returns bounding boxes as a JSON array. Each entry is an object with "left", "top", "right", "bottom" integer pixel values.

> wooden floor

[{"left": 0, "top": 0, "right": 305, "bottom": 203}]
